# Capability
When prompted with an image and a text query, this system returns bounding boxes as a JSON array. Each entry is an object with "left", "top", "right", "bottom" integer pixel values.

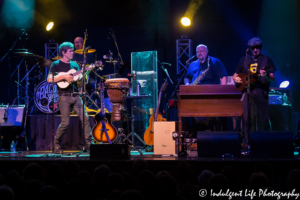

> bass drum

[{"left": 34, "top": 81, "right": 59, "bottom": 113}]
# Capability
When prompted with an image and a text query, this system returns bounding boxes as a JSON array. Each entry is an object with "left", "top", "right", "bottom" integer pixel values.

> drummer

[
  {"left": 72, "top": 37, "right": 95, "bottom": 64},
  {"left": 73, "top": 36, "right": 98, "bottom": 96}
]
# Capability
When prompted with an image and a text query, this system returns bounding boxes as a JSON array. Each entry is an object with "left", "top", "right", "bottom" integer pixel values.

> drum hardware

[
  {"left": 33, "top": 81, "right": 59, "bottom": 113},
  {"left": 103, "top": 73, "right": 120, "bottom": 80}
]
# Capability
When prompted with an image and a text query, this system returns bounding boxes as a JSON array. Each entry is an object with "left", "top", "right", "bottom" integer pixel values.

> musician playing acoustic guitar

[
  {"left": 47, "top": 42, "right": 92, "bottom": 153},
  {"left": 233, "top": 37, "right": 276, "bottom": 150}
]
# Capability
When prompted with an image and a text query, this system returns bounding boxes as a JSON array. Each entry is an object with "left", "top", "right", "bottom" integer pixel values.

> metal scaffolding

[
  {"left": 176, "top": 39, "right": 193, "bottom": 75},
  {"left": 44, "top": 43, "right": 58, "bottom": 76}
]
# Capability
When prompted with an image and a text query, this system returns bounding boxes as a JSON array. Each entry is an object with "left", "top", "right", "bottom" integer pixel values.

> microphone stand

[
  {"left": 82, "top": 30, "right": 88, "bottom": 152},
  {"left": 52, "top": 72, "right": 55, "bottom": 153},
  {"left": 246, "top": 49, "right": 251, "bottom": 152}
]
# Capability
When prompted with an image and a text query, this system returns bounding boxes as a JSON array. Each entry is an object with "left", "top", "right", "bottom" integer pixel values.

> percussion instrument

[
  {"left": 105, "top": 78, "right": 130, "bottom": 121},
  {"left": 74, "top": 49, "right": 96, "bottom": 54},
  {"left": 34, "top": 81, "right": 59, "bottom": 113},
  {"left": 51, "top": 56, "right": 62, "bottom": 60}
]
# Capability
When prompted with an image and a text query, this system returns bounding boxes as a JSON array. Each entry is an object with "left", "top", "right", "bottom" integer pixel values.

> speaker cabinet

[
  {"left": 90, "top": 144, "right": 131, "bottom": 159},
  {"left": 250, "top": 131, "right": 294, "bottom": 156},
  {"left": 197, "top": 132, "right": 240, "bottom": 156},
  {"left": 0, "top": 105, "right": 26, "bottom": 127},
  {"left": 154, "top": 121, "right": 176, "bottom": 155}
]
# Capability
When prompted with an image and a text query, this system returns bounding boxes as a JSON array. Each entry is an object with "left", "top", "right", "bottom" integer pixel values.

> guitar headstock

[{"left": 160, "top": 82, "right": 168, "bottom": 93}]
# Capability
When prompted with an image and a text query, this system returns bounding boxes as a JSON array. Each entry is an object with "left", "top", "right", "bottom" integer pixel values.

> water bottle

[
  {"left": 10, "top": 140, "right": 16, "bottom": 153},
  {"left": 282, "top": 93, "right": 288, "bottom": 106}
]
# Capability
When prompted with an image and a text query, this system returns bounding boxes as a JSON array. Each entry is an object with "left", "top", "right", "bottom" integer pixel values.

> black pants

[
  {"left": 54, "top": 94, "right": 92, "bottom": 148},
  {"left": 243, "top": 88, "right": 270, "bottom": 145}
]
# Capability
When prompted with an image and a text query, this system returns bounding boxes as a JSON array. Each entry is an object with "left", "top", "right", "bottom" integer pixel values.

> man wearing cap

[{"left": 233, "top": 37, "right": 276, "bottom": 149}]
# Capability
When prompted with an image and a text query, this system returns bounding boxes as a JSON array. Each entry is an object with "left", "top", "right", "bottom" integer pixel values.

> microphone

[
  {"left": 161, "top": 62, "right": 171, "bottom": 66},
  {"left": 186, "top": 55, "right": 196, "bottom": 64},
  {"left": 127, "top": 73, "right": 136, "bottom": 77},
  {"left": 103, "top": 51, "right": 113, "bottom": 59},
  {"left": 22, "top": 29, "right": 29, "bottom": 40}
]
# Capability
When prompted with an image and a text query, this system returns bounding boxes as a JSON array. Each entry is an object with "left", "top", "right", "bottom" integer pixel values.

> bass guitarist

[
  {"left": 47, "top": 42, "right": 92, "bottom": 153},
  {"left": 233, "top": 37, "right": 276, "bottom": 150}
]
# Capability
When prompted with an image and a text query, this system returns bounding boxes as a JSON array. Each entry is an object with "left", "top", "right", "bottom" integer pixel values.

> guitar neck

[
  {"left": 154, "top": 89, "right": 163, "bottom": 121},
  {"left": 100, "top": 90, "right": 105, "bottom": 116}
]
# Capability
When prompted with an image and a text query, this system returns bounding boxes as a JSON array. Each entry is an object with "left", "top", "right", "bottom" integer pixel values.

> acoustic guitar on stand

[
  {"left": 143, "top": 80, "right": 168, "bottom": 145},
  {"left": 92, "top": 82, "right": 117, "bottom": 143}
]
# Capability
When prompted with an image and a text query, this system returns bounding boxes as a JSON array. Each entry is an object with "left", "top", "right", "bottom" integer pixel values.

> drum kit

[{"left": 11, "top": 46, "right": 135, "bottom": 120}]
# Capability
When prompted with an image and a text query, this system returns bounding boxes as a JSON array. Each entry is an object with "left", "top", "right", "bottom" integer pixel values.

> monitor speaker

[
  {"left": 250, "top": 131, "right": 294, "bottom": 156},
  {"left": 197, "top": 131, "right": 240, "bottom": 156},
  {"left": 90, "top": 144, "right": 131, "bottom": 159},
  {"left": 0, "top": 105, "right": 26, "bottom": 127}
]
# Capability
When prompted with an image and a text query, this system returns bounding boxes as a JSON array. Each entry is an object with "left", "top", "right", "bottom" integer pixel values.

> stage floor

[{"left": 0, "top": 149, "right": 299, "bottom": 161}]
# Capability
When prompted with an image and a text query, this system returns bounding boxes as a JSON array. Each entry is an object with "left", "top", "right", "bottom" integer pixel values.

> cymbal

[
  {"left": 51, "top": 56, "right": 62, "bottom": 61},
  {"left": 105, "top": 60, "right": 118, "bottom": 63},
  {"left": 39, "top": 57, "right": 53, "bottom": 68},
  {"left": 14, "top": 51, "right": 35, "bottom": 56},
  {"left": 15, "top": 48, "right": 33, "bottom": 52},
  {"left": 74, "top": 49, "right": 96, "bottom": 54}
]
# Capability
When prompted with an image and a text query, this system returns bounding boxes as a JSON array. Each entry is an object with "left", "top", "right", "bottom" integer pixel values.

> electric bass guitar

[
  {"left": 92, "top": 82, "right": 117, "bottom": 143},
  {"left": 235, "top": 64, "right": 274, "bottom": 92},
  {"left": 143, "top": 80, "right": 168, "bottom": 145},
  {"left": 56, "top": 61, "right": 102, "bottom": 88}
]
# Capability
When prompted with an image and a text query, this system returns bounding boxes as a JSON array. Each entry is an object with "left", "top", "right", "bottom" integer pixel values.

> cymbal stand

[{"left": 116, "top": 86, "right": 143, "bottom": 155}]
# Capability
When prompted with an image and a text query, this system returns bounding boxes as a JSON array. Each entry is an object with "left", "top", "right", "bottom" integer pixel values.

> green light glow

[{"left": 1, "top": 0, "right": 35, "bottom": 29}]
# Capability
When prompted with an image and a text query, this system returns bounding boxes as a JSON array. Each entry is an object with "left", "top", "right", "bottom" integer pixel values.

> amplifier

[
  {"left": 0, "top": 105, "right": 26, "bottom": 126},
  {"left": 269, "top": 94, "right": 283, "bottom": 105}
]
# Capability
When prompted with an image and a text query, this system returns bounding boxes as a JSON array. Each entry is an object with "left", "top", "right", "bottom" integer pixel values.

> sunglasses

[{"left": 250, "top": 45, "right": 262, "bottom": 50}]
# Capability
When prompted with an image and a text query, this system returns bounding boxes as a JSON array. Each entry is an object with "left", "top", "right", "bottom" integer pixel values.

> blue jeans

[{"left": 54, "top": 94, "right": 92, "bottom": 148}]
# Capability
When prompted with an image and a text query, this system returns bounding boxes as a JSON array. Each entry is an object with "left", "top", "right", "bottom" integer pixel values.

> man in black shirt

[
  {"left": 47, "top": 42, "right": 92, "bottom": 153},
  {"left": 233, "top": 37, "right": 276, "bottom": 149}
]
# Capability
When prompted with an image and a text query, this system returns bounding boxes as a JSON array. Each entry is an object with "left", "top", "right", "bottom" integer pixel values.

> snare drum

[
  {"left": 105, "top": 78, "right": 130, "bottom": 121},
  {"left": 34, "top": 81, "right": 59, "bottom": 113}
]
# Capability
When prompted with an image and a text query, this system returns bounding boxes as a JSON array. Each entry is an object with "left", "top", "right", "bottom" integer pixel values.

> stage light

[
  {"left": 279, "top": 80, "right": 290, "bottom": 88},
  {"left": 181, "top": 17, "right": 191, "bottom": 26},
  {"left": 46, "top": 22, "right": 54, "bottom": 31}
]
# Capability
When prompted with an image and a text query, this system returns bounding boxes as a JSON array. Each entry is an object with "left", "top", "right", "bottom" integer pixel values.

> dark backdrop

[{"left": 0, "top": 0, "right": 299, "bottom": 111}]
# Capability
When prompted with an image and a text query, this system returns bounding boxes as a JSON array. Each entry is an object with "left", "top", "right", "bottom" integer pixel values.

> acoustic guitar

[
  {"left": 143, "top": 80, "right": 168, "bottom": 145},
  {"left": 92, "top": 82, "right": 117, "bottom": 143},
  {"left": 57, "top": 61, "right": 102, "bottom": 88},
  {"left": 235, "top": 64, "right": 274, "bottom": 92}
]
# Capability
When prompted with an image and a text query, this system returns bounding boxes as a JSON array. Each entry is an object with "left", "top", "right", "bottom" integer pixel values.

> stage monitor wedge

[
  {"left": 197, "top": 131, "right": 240, "bottom": 157},
  {"left": 250, "top": 131, "right": 294, "bottom": 157},
  {"left": 90, "top": 144, "right": 131, "bottom": 159},
  {"left": 0, "top": 105, "right": 26, "bottom": 127}
]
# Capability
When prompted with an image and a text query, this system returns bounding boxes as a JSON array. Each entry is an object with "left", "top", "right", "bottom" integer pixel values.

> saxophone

[{"left": 191, "top": 57, "right": 210, "bottom": 85}]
